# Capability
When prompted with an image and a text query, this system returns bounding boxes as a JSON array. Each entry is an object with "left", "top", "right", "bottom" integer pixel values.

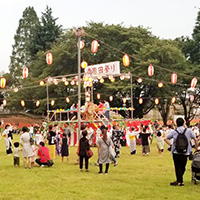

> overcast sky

[{"left": 0, "top": 0, "right": 200, "bottom": 73}]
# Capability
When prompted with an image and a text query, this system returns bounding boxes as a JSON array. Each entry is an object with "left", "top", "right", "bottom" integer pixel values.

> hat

[{"left": 100, "top": 125, "right": 108, "bottom": 130}]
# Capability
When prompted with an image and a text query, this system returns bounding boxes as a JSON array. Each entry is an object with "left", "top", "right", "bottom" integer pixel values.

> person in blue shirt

[{"left": 164, "top": 117, "right": 198, "bottom": 186}]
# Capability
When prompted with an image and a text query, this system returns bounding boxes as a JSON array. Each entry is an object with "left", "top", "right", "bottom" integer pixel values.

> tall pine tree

[
  {"left": 9, "top": 7, "right": 40, "bottom": 82},
  {"left": 30, "top": 6, "right": 62, "bottom": 56}
]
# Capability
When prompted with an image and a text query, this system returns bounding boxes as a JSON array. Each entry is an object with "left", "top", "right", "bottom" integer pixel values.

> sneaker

[
  {"left": 85, "top": 169, "right": 89, "bottom": 172},
  {"left": 40, "top": 165, "right": 45, "bottom": 168},
  {"left": 98, "top": 171, "right": 103, "bottom": 175},
  {"left": 170, "top": 181, "right": 178, "bottom": 186},
  {"left": 104, "top": 172, "right": 108, "bottom": 175},
  {"left": 114, "top": 163, "right": 118, "bottom": 167},
  {"left": 80, "top": 169, "right": 83, "bottom": 172},
  {"left": 178, "top": 183, "right": 184, "bottom": 186}
]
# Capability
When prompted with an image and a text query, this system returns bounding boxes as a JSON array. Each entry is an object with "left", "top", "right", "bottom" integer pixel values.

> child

[
  {"left": 61, "top": 133, "right": 69, "bottom": 163},
  {"left": 128, "top": 127, "right": 139, "bottom": 155},
  {"left": 35, "top": 130, "right": 44, "bottom": 146},
  {"left": 31, "top": 144, "right": 38, "bottom": 166},
  {"left": 13, "top": 142, "right": 21, "bottom": 166},
  {"left": 156, "top": 131, "right": 164, "bottom": 155},
  {"left": 139, "top": 128, "right": 151, "bottom": 156}
]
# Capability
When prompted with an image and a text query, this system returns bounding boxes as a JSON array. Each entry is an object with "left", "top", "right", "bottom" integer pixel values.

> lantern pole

[
  {"left": 130, "top": 72, "right": 133, "bottom": 119},
  {"left": 46, "top": 79, "right": 50, "bottom": 122},
  {"left": 75, "top": 28, "right": 84, "bottom": 140}
]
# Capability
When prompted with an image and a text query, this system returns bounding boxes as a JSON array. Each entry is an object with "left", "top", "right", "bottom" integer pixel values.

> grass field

[{"left": 0, "top": 135, "right": 199, "bottom": 200}]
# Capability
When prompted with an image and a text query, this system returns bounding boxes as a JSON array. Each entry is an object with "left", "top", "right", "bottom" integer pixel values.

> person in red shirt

[{"left": 36, "top": 142, "right": 51, "bottom": 167}]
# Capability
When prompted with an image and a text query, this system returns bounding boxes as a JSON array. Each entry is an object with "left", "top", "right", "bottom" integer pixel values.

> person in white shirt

[
  {"left": 127, "top": 127, "right": 139, "bottom": 154},
  {"left": 35, "top": 130, "right": 44, "bottom": 146}
]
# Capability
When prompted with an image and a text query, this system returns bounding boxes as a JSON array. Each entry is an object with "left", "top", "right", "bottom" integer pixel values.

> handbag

[
  {"left": 103, "top": 139, "right": 116, "bottom": 160},
  {"left": 39, "top": 147, "right": 54, "bottom": 167},
  {"left": 86, "top": 149, "right": 93, "bottom": 158},
  {"left": 29, "top": 133, "right": 34, "bottom": 145}
]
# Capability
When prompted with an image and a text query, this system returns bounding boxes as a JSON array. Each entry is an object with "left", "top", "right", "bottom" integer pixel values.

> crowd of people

[{"left": 1, "top": 118, "right": 200, "bottom": 186}]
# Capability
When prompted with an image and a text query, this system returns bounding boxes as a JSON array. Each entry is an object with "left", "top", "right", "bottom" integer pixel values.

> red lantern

[
  {"left": 137, "top": 78, "right": 143, "bottom": 83},
  {"left": 158, "top": 82, "right": 164, "bottom": 88},
  {"left": 36, "top": 100, "right": 40, "bottom": 107},
  {"left": 190, "top": 95, "right": 194, "bottom": 102},
  {"left": 155, "top": 98, "right": 159, "bottom": 105},
  {"left": 191, "top": 77, "right": 197, "bottom": 88},
  {"left": 0, "top": 77, "right": 6, "bottom": 88},
  {"left": 77, "top": 40, "right": 85, "bottom": 49},
  {"left": 148, "top": 65, "right": 154, "bottom": 77},
  {"left": 23, "top": 66, "right": 29, "bottom": 78},
  {"left": 3, "top": 99, "right": 6, "bottom": 106},
  {"left": 66, "top": 97, "right": 70, "bottom": 103},
  {"left": 91, "top": 40, "right": 98, "bottom": 53},
  {"left": 51, "top": 100, "right": 55, "bottom": 106},
  {"left": 171, "top": 73, "right": 177, "bottom": 84},
  {"left": 46, "top": 52, "right": 53, "bottom": 65},
  {"left": 120, "top": 75, "right": 125, "bottom": 80},
  {"left": 171, "top": 97, "right": 176, "bottom": 104},
  {"left": 139, "top": 98, "right": 143, "bottom": 104},
  {"left": 109, "top": 96, "right": 113, "bottom": 101},
  {"left": 123, "top": 98, "right": 127, "bottom": 104},
  {"left": 122, "top": 54, "right": 130, "bottom": 67}
]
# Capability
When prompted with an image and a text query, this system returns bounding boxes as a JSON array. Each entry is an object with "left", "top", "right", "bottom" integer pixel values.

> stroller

[{"left": 191, "top": 150, "right": 200, "bottom": 184}]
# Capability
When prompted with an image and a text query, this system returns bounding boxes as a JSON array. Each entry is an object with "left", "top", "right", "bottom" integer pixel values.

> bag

[
  {"left": 47, "top": 159, "right": 54, "bottom": 167},
  {"left": 175, "top": 128, "right": 188, "bottom": 153},
  {"left": 29, "top": 133, "right": 34, "bottom": 145},
  {"left": 86, "top": 149, "right": 93, "bottom": 158},
  {"left": 103, "top": 139, "right": 116, "bottom": 160}
]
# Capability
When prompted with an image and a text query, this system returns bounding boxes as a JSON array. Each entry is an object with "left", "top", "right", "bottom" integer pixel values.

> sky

[{"left": 0, "top": 0, "right": 200, "bottom": 73}]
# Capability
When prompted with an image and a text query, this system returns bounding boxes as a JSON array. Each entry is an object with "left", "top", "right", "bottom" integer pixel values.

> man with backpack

[{"left": 164, "top": 117, "right": 198, "bottom": 186}]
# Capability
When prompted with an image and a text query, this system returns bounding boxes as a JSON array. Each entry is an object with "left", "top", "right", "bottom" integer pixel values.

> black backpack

[{"left": 175, "top": 128, "right": 188, "bottom": 153}]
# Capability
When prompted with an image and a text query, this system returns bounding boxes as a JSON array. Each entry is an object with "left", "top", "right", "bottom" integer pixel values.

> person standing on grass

[
  {"left": 20, "top": 126, "right": 34, "bottom": 169},
  {"left": 156, "top": 131, "right": 164, "bottom": 155},
  {"left": 112, "top": 125, "right": 122, "bottom": 158},
  {"left": 97, "top": 128, "right": 114, "bottom": 174},
  {"left": 2, "top": 124, "right": 13, "bottom": 155},
  {"left": 61, "top": 133, "right": 69, "bottom": 163},
  {"left": 47, "top": 125, "right": 56, "bottom": 159},
  {"left": 127, "top": 127, "right": 139, "bottom": 155},
  {"left": 139, "top": 128, "right": 151, "bottom": 156},
  {"left": 164, "top": 117, "right": 198, "bottom": 186},
  {"left": 78, "top": 130, "right": 90, "bottom": 172}
]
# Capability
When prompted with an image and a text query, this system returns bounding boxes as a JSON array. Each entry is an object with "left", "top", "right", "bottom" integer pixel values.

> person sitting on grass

[{"left": 36, "top": 142, "right": 51, "bottom": 167}]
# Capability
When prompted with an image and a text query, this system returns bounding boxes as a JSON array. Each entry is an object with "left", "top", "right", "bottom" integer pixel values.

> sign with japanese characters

[{"left": 85, "top": 61, "right": 120, "bottom": 77}]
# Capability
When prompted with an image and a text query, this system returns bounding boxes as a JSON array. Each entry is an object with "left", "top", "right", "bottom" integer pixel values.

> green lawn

[{"left": 0, "top": 135, "right": 199, "bottom": 200}]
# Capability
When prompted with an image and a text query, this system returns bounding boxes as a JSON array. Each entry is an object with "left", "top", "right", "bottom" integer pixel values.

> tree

[
  {"left": 9, "top": 7, "right": 40, "bottom": 82},
  {"left": 29, "top": 6, "right": 62, "bottom": 56}
]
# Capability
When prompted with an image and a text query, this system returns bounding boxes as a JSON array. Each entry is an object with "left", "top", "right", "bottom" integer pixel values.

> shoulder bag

[
  {"left": 39, "top": 147, "right": 54, "bottom": 167},
  {"left": 103, "top": 138, "right": 116, "bottom": 160}
]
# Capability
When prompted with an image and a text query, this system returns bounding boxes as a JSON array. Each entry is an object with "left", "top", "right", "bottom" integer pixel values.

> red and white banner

[{"left": 85, "top": 61, "right": 120, "bottom": 77}]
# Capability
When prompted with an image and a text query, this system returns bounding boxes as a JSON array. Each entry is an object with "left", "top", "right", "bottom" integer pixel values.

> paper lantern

[
  {"left": 0, "top": 77, "right": 6, "bottom": 88},
  {"left": 97, "top": 93, "right": 101, "bottom": 99},
  {"left": 3, "top": 99, "right": 6, "bottom": 106},
  {"left": 53, "top": 79, "right": 58, "bottom": 85},
  {"left": 171, "top": 97, "right": 176, "bottom": 104},
  {"left": 137, "top": 78, "right": 143, "bottom": 83},
  {"left": 120, "top": 75, "right": 125, "bottom": 80},
  {"left": 139, "top": 98, "right": 143, "bottom": 104},
  {"left": 81, "top": 61, "right": 88, "bottom": 69},
  {"left": 66, "top": 97, "right": 70, "bottom": 103},
  {"left": 21, "top": 100, "right": 25, "bottom": 107},
  {"left": 51, "top": 100, "right": 55, "bottom": 106},
  {"left": 46, "top": 52, "right": 53, "bottom": 65},
  {"left": 77, "top": 40, "right": 85, "bottom": 49},
  {"left": 109, "top": 96, "right": 113, "bottom": 101},
  {"left": 76, "top": 81, "right": 79, "bottom": 86},
  {"left": 23, "top": 66, "right": 29, "bottom": 78},
  {"left": 64, "top": 81, "right": 69, "bottom": 86},
  {"left": 122, "top": 54, "right": 130, "bottom": 67},
  {"left": 158, "top": 82, "right": 163, "bottom": 88},
  {"left": 71, "top": 80, "right": 75, "bottom": 85},
  {"left": 171, "top": 73, "right": 177, "bottom": 84},
  {"left": 110, "top": 78, "right": 115, "bottom": 82},
  {"left": 190, "top": 95, "right": 194, "bottom": 102},
  {"left": 123, "top": 98, "right": 127, "bottom": 104},
  {"left": 191, "top": 77, "right": 197, "bottom": 88},
  {"left": 36, "top": 100, "right": 40, "bottom": 107},
  {"left": 13, "top": 87, "right": 18, "bottom": 93},
  {"left": 100, "top": 78, "right": 104, "bottom": 83},
  {"left": 40, "top": 81, "right": 45, "bottom": 86},
  {"left": 155, "top": 98, "right": 159, "bottom": 105},
  {"left": 148, "top": 65, "right": 154, "bottom": 77},
  {"left": 91, "top": 40, "right": 98, "bottom": 53},
  {"left": 62, "top": 77, "right": 66, "bottom": 82}
]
